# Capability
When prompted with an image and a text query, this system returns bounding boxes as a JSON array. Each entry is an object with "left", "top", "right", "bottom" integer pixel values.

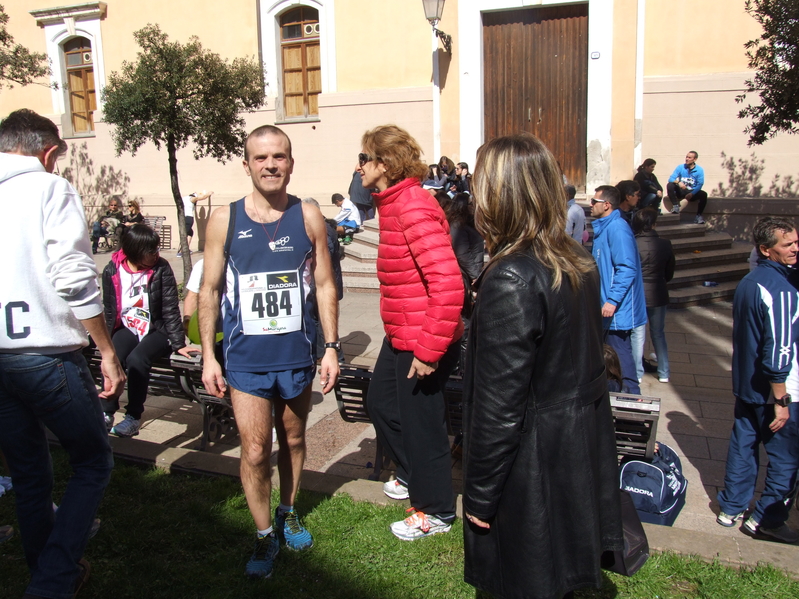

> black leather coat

[
  {"left": 102, "top": 258, "right": 186, "bottom": 350},
  {"left": 462, "top": 247, "right": 623, "bottom": 599}
]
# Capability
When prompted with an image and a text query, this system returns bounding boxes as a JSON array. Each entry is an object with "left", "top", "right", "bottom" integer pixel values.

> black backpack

[{"left": 619, "top": 442, "right": 688, "bottom": 526}]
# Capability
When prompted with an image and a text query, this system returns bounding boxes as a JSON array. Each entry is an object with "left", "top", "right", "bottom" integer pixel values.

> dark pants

[
  {"left": 667, "top": 183, "right": 708, "bottom": 216},
  {"left": 718, "top": 398, "right": 799, "bottom": 528},
  {"left": 367, "top": 337, "right": 459, "bottom": 518},
  {"left": 0, "top": 350, "right": 113, "bottom": 599},
  {"left": 605, "top": 329, "right": 641, "bottom": 394},
  {"left": 104, "top": 327, "right": 171, "bottom": 419}
]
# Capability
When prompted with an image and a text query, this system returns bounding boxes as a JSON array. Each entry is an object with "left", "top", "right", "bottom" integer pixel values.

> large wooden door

[{"left": 483, "top": 5, "right": 588, "bottom": 188}]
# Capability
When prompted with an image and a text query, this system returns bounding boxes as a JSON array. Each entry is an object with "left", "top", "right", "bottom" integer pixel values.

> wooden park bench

[
  {"left": 333, "top": 365, "right": 660, "bottom": 479},
  {"left": 334, "top": 365, "right": 467, "bottom": 480},
  {"left": 143, "top": 215, "right": 172, "bottom": 250},
  {"left": 81, "top": 346, "right": 237, "bottom": 452}
]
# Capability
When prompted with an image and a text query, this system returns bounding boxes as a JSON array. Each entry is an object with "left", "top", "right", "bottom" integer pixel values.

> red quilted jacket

[{"left": 374, "top": 178, "right": 464, "bottom": 362}]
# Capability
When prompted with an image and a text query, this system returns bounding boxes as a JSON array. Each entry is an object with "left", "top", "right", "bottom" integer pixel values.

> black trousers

[
  {"left": 666, "top": 182, "right": 708, "bottom": 216},
  {"left": 367, "top": 337, "right": 460, "bottom": 518},
  {"left": 102, "top": 327, "right": 171, "bottom": 419}
]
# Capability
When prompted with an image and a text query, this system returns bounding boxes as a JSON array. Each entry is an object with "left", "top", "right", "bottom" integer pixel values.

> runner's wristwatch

[
  {"left": 324, "top": 341, "right": 341, "bottom": 352},
  {"left": 775, "top": 394, "right": 792, "bottom": 407}
]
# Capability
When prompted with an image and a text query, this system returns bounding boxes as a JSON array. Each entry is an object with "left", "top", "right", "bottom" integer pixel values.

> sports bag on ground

[{"left": 619, "top": 442, "right": 687, "bottom": 526}]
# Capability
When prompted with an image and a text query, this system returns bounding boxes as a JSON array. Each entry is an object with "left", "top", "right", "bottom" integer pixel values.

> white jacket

[
  {"left": 334, "top": 197, "right": 361, "bottom": 227},
  {"left": 0, "top": 153, "right": 102, "bottom": 354}
]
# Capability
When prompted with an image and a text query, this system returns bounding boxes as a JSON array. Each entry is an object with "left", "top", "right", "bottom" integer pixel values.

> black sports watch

[
  {"left": 324, "top": 341, "right": 341, "bottom": 352},
  {"left": 775, "top": 394, "right": 792, "bottom": 407}
]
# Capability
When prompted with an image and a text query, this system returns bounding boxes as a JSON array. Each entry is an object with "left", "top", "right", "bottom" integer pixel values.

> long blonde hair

[{"left": 473, "top": 133, "right": 594, "bottom": 291}]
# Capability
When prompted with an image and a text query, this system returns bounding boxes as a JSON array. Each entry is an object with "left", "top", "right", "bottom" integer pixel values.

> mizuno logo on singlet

[{"left": 238, "top": 229, "right": 253, "bottom": 239}]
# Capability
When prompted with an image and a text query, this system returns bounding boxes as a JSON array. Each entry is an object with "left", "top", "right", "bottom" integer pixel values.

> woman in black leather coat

[{"left": 462, "top": 134, "right": 623, "bottom": 599}]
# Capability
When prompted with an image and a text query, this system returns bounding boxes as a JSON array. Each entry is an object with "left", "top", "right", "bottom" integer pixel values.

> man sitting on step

[
  {"left": 332, "top": 192, "right": 361, "bottom": 245},
  {"left": 667, "top": 151, "right": 708, "bottom": 225}
]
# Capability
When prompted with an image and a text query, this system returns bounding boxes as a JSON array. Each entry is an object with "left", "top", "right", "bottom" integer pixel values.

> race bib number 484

[{"left": 240, "top": 270, "right": 302, "bottom": 335}]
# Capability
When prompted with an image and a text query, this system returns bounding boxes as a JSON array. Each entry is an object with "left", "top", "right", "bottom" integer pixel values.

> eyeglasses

[
  {"left": 358, "top": 153, "right": 375, "bottom": 166},
  {"left": 590, "top": 198, "right": 609, "bottom": 206}
]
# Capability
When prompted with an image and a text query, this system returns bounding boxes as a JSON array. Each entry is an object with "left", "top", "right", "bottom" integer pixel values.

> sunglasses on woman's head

[{"left": 358, "top": 153, "right": 375, "bottom": 166}]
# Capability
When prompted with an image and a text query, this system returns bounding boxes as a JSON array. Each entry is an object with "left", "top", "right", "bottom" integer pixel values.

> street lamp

[{"left": 422, "top": 0, "right": 452, "bottom": 53}]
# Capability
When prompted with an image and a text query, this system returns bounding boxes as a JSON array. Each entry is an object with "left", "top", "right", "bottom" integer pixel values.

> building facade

[{"left": 0, "top": 0, "right": 793, "bottom": 248}]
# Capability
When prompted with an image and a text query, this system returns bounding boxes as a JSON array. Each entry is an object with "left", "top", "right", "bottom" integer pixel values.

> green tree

[
  {"left": 737, "top": 0, "right": 799, "bottom": 145},
  {"left": 102, "top": 24, "right": 265, "bottom": 281},
  {"left": 0, "top": 5, "right": 50, "bottom": 88}
]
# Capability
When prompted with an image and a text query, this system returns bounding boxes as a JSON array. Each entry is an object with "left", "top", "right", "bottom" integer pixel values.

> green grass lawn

[{"left": 1, "top": 450, "right": 797, "bottom": 599}]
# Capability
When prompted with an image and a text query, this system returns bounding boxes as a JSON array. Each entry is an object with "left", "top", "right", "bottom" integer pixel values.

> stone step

[
  {"left": 351, "top": 228, "right": 379, "bottom": 248},
  {"left": 674, "top": 242, "right": 752, "bottom": 268},
  {"left": 340, "top": 256, "right": 377, "bottom": 277},
  {"left": 586, "top": 221, "right": 706, "bottom": 241},
  {"left": 341, "top": 240, "right": 377, "bottom": 262},
  {"left": 668, "top": 261, "right": 751, "bottom": 289},
  {"left": 343, "top": 275, "right": 380, "bottom": 293},
  {"left": 669, "top": 280, "right": 739, "bottom": 307},
  {"left": 668, "top": 232, "right": 735, "bottom": 253}
]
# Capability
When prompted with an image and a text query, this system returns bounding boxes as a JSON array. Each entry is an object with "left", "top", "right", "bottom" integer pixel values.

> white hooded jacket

[{"left": 0, "top": 153, "right": 102, "bottom": 354}]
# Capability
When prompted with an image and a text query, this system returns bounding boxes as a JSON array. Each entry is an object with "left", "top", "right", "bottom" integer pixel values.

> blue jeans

[
  {"left": 646, "top": 305, "right": 669, "bottom": 379},
  {"left": 640, "top": 193, "right": 661, "bottom": 211},
  {"left": 630, "top": 324, "right": 646, "bottom": 383},
  {"left": 90, "top": 222, "right": 108, "bottom": 253},
  {"left": 0, "top": 350, "right": 113, "bottom": 599},
  {"left": 604, "top": 330, "right": 640, "bottom": 394},
  {"left": 718, "top": 398, "right": 799, "bottom": 529}
]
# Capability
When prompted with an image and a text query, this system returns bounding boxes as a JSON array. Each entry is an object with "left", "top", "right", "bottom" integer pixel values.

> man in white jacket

[
  {"left": 0, "top": 109, "right": 125, "bottom": 598},
  {"left": 332, "top": 192, "right": 361, "bottom": 245}
]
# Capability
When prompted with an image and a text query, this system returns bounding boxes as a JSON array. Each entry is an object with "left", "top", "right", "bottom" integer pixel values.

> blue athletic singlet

[{"left": 222, "top": 195, "right": 315, "bottom": 372}]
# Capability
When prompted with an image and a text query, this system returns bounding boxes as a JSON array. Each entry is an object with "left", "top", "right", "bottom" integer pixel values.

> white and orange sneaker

[
  {"left": 383, "top": 479, "right": 409, "bottom": 500},
  {"left": 390, "top": 508, "right": 452, "bottom": 541}
]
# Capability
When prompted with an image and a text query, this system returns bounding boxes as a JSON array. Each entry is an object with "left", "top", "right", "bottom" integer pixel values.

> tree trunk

[{"left": 167, "top": 133, "right": 192, "bottom": 283}]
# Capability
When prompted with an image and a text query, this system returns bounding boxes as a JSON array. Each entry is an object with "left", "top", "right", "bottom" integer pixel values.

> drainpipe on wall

[{"left": 432, "top": 28, "right": 442, "bottom": 160}]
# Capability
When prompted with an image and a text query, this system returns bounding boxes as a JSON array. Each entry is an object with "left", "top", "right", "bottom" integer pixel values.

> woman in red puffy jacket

[{"left": 357, "top": 125, "right": 464, "bottom": 541}]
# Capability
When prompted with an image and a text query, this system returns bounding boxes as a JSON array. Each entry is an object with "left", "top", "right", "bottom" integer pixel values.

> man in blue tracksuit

[
  {"left": 667, "top": 151, "right": 708, "bottom": 225},
  {"left": 590, "top": 185, "right": 647, "bottom": 394},
  {"left": 717, "top": 216, "right": 799, "bottom": 543}
]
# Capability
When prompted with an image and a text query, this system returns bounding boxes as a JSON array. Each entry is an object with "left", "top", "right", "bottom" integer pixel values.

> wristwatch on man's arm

[
  {"left": 325, "top": 341, "right": 341, "bottom": 352},
  {"left": 775, "top": 393, "right": 792, "bottom": 407}
]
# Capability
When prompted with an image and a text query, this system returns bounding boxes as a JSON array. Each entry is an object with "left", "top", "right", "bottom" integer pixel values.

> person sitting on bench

[{"left": 101, "top": 224, "right": 195, "bottom": 436}]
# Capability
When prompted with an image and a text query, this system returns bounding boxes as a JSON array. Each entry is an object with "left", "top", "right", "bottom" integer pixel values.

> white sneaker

[
  {"left": 649, "top": 352, "right": 658, "bottom": 361},
  {"left": 659, "top": 377, "right": 669, "bottom": 383},
  {"left": 390, "top": 510, "right": 451, "bottom": 541},
  {"left": 383, "top": 479, "right": 409, "bottom": 500},
  {"left": 111, "top": 414, "right": 140, "bottom": 437}
]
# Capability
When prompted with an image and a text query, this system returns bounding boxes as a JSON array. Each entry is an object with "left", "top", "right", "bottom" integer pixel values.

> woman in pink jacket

[{"left": 358, "top": 125, "right": 464, "bottom": 540}]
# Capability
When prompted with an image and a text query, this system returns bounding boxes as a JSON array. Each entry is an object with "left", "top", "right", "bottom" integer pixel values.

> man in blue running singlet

[{"left": 199, "top": 125, "right": 340, "bottom": 578}]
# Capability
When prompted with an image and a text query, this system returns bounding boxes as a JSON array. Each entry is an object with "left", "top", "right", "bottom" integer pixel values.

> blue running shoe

[
  {"left": 275, "top": 508, "right": 314, "bottom": 551},
  {"left": 245, "top": 532, "right": 279, "bottom": 579}
]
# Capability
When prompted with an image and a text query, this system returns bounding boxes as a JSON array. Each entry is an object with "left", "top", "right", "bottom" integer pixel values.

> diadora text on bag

[{"left": 619, "top": 442, "right": 688, "bottom": 526}]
